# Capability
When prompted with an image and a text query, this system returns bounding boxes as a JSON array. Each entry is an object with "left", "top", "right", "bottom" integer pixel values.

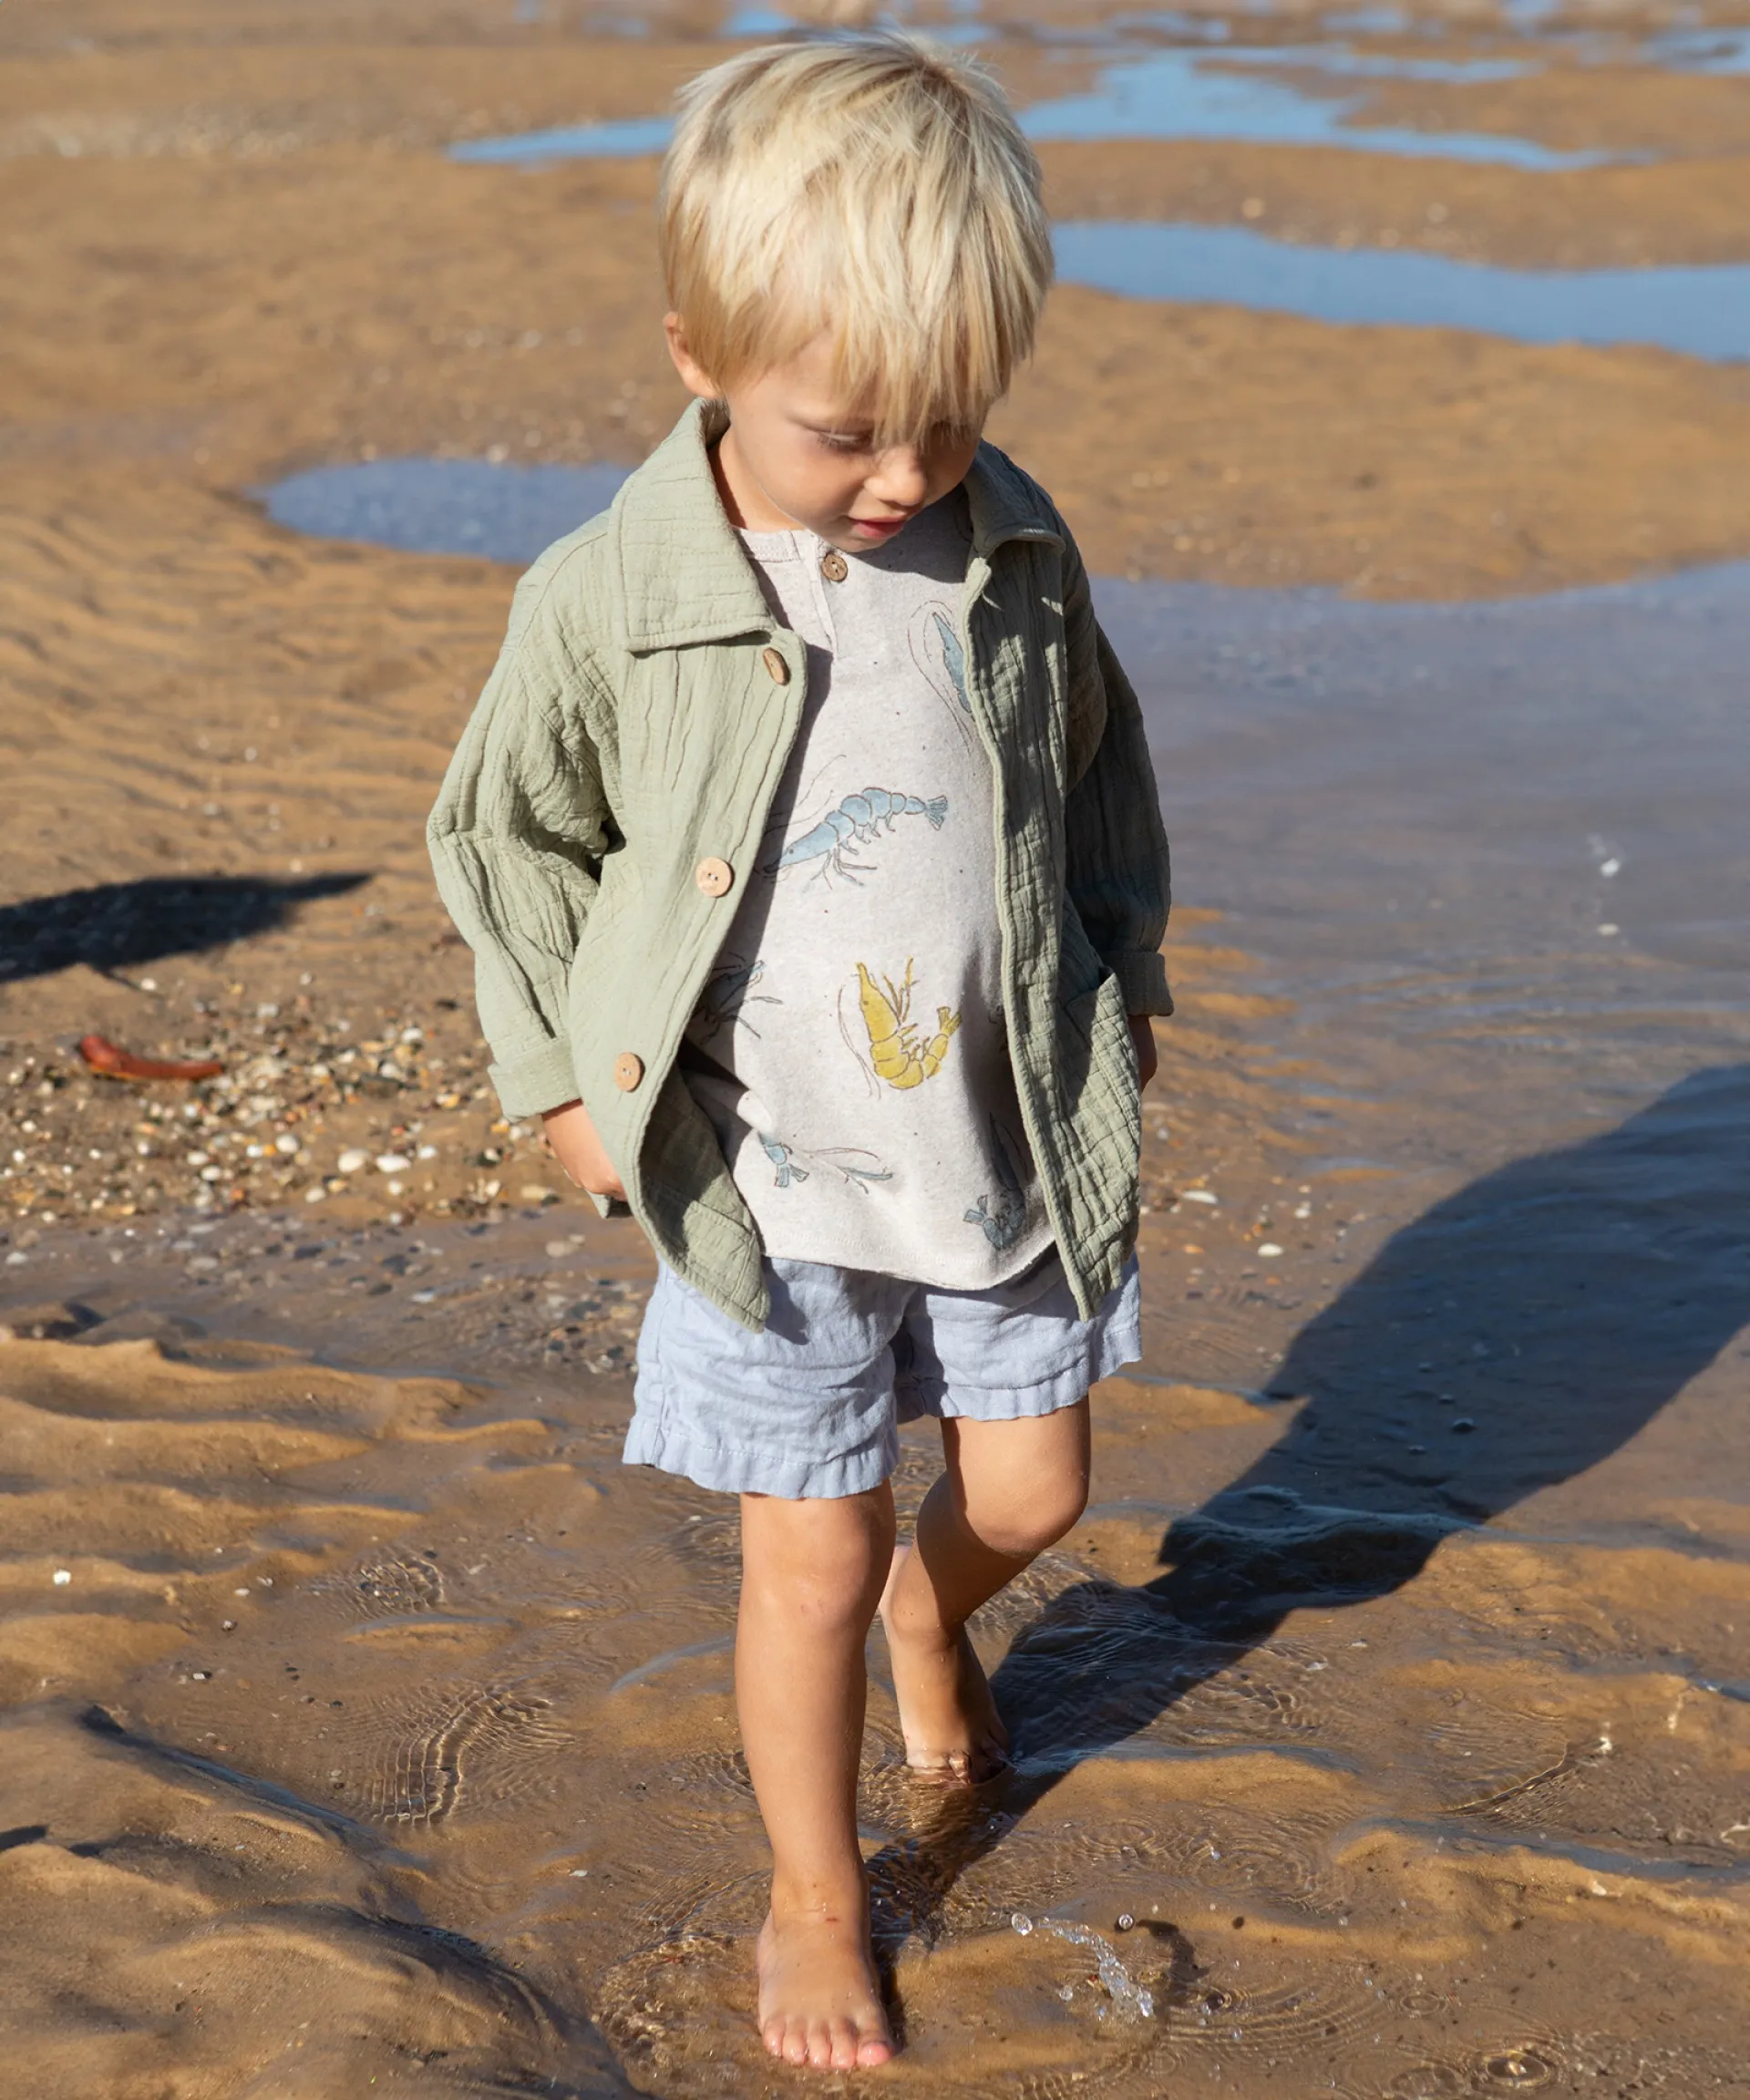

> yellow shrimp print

[{"left": 855, "top": 959, "right": 961, "bottom": 1090}]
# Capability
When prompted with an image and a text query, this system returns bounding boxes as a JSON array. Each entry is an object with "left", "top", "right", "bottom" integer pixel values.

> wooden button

[
  {"left": 819, "top": 550, "right": 849, "bottom": 583},
  {"left": 695, "top": 857, "right": 735, "bottom": 899},
  {"left": 761, "top": 645, "right": 789, "bottom": 685},
  {"left": 612, "top": 1052, "right": 643, "bottom": 1092}
]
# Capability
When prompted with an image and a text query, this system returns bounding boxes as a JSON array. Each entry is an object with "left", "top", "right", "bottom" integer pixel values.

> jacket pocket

[{"left": 564, "top": 853, "right": 636, "bottom": 1022}]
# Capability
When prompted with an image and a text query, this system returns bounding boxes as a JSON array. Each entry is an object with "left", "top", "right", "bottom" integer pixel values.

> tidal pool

[
  {"left": 449, "top": 39, "right": 1614, "bottom": 170},
  {"left": 1017, "top": 44, "right": 1612, "bottom": 165},
  {"left": 260, "top": 458, "right": 632, "bottom": 563},
  {"left": 1054, "top": 221, "right": 1750, "bottom": 360}
]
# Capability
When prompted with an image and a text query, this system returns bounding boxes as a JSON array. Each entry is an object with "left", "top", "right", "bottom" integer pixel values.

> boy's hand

[
  {"left": 540, "top": 1098, "right": 627, "bottom": 1201},
  {"left": 1127, "top": 1012, "right": 1158, "bottom": 1090}
]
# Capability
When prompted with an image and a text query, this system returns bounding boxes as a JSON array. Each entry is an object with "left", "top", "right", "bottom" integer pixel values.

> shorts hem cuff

[{"left": 624, "top": 1392, "right": 897, "bottom": 1500}]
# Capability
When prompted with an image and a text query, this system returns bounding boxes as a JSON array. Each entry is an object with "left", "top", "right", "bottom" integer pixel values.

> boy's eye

[{"left": 818, "top": 430, "right": 870, "bottom": 454}]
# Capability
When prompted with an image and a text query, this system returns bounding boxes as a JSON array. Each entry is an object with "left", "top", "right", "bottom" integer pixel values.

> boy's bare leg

[
  {"left": 880, "top": 1400, "right": 1090, "bottom": 1781},
  {"left": 737, "top": 1485, "right": 898, "bottom": 2071}
]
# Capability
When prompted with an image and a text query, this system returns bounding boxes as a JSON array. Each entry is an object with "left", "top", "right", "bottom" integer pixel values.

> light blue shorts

[{"left": 624, "top": 1251, "right": 1141, "bottom": 1499}]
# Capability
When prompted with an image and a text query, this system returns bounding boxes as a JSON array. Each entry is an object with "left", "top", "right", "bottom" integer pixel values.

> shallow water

[
  {"left": 1055, "top": 220, "right": 1750, "bottom": 357},
  {"left": 261, "top": 457, "right": 632, "bottom": 563},
  {"left": 6, "top": 541, "right": 1748, "bottom": 2092},
  {"left": 1643, "top": 24, "right": 1750, "bottom": 75},
  {"left": 1018, "top": 44, "right": 1619, "bottom": 164},
  {"left": 450, "top": 35, "right": 1624, "bottom": 170}
]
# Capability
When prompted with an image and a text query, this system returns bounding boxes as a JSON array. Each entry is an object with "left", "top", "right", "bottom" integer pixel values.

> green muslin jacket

[{"left": 427, "top": 402, "right": 1172, "bottom": 1331}]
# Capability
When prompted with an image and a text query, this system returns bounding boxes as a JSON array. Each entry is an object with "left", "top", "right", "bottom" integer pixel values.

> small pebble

[
  {"left": 53, "top": 1569, "right": 71, "bottom": 1586},
  {"left": 375, "top": 1153, "right": 411, "bottom": 1174},
  {"left": 337, "top": 1148, "right": 369, "bottom": 1174},
  {"left": 1257, "top": 1241, "right": 1283, "bottom": 1257},
  {"left": 275, "top": 1134, "right": 300, "bottom": 1155},
  {"left": 1180, "top": 1189, "right": 1218, "bottom": 1205}
]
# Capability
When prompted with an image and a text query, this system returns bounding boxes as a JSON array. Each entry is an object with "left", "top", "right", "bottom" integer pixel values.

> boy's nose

[{"left": 866, "top": 447, "right": 929, "bottom": 510}]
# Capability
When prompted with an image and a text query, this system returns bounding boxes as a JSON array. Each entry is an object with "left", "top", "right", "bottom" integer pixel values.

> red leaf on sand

[{"left": 78, "top": 1035, "right": 224, "bottom": 1083}]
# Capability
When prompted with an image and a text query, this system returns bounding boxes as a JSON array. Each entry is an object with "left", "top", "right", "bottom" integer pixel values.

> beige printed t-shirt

[{"left": 681, "top": 489, "right": 1054, "bottom": 1287}]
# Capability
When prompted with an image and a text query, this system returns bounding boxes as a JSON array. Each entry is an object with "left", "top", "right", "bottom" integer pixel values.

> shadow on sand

[
  {"left": 871, "top": 1064, "right": 1750, "bottom": 1938},
  {"left": 0, "top": 873, "right": 370, "bottom": 984}
]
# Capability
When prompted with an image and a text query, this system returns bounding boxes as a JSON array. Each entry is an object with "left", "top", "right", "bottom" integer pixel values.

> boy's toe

[
  {"left": 807, "top": 2017, "right": 839, "bottom": 2068},
  {"left": 858, "top": 2030, "right": 896, "bottom": 2067},
  {"left": 828, "top": 2015, "right": 861, "bottom": 2069}
]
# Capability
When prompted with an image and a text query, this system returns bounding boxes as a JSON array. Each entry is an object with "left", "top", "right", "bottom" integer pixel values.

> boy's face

[{"left": 666, "top": 319, "right": 985, "bottom": 554}]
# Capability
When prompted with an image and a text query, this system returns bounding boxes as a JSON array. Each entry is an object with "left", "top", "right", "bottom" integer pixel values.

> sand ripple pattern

[
  {"left": 312, "top": 1547, "right": 448, "bottom": 1619},
  {"left": 338, "top": 1678, "right": 575, "bottom": 1827}
]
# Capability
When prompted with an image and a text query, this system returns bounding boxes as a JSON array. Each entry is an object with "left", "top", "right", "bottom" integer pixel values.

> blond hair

[{"left": 659, "top": 33, "right": 1053, "bottom": 446}]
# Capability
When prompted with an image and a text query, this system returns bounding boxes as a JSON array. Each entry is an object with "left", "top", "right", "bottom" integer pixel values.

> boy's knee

[
  {"left": 742, "top": 1490, "right": 895, "bottom": 1629},
  {"left": 966, "top": 1472, "right": 1088, "bottom": 1560},
  {"left": 795, "top": 1548, "right": 891, "bottom": 1632}
]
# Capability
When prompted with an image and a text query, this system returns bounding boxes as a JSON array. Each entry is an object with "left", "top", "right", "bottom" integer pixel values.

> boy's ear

[{"left": 664, "top": 314, "right": 719, "bottom": 402}]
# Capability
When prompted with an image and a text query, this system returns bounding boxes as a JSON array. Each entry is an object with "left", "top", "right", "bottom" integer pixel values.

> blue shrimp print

[
  {"left": 759, "top": 1135, "right": 892, "bottom": 1192},
  {"left": 932, "top": 611, "right": 971, "bottom": 712},
  {"left": 964, "top": 1116, "right": 1029, "bottom": 1251},
  {"left": 759, "top": 1133, "right": 808, "bottom": 1189},
  {"left": 768, "top": 786, "right": 948, "bottom": 885},
  {"left": 814, "top": 1148, "right": 893, "bottom": 1191}
]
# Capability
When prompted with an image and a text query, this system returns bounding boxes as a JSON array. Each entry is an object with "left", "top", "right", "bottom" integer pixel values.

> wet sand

[{"left": 4, "top": 0, "right": 1750, "bottom": 2093}]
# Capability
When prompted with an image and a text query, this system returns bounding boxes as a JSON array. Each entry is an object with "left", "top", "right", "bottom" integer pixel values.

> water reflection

[
  {"left": 449, "top": 38, "right": 1619, "bottom": 170},
  {"left": 1055, "top": 220, "right": 1750, "bottom": 359},
  {"left": 261, "top": 458, "right": 632, "bottom": 562},
  {"left": 1645, "top": 26, "right": 1750, "bottom": 75},
  {"left": 1019, "top": 45, "right": 1616, "bottom": 165},
  {"left": 451, "top": 116, "right": 674, "bottom": 162}
]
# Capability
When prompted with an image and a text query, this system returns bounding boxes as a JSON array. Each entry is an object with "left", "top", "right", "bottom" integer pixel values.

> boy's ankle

[{"left": 768, "top": 1868, "right": 868, "bottom": 1924}]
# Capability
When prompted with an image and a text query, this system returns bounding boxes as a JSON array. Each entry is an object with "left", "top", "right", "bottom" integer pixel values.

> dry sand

[{"left": 3, "top": 0, "right": 1749, "bottom": 2093}]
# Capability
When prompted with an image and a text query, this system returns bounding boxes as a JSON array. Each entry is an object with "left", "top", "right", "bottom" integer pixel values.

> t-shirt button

[
  {"left": 695, "top": 856, "right": 735, "bottom": 898},
  {"left": 612, "top": 1052, "right": 644, "bottom": 1092},
  {"left": 820, "top": 550, "right": 849, "bottom": 583},
  {"left": 761, "top": 646, "right": 789, "bottom": 685}
]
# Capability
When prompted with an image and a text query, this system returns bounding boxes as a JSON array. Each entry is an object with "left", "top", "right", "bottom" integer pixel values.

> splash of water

[{"left": 1011, "top": 1912, "right": 1157, "bottom": 2019}]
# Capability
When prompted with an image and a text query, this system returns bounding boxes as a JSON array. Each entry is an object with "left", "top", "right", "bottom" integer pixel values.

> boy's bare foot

[
  {"left": 881, "top": 1570, "right": 1012, "bottom": 1783},
  {"left": 757, "top": 1892, "right": 894, "bottom": 2070}
]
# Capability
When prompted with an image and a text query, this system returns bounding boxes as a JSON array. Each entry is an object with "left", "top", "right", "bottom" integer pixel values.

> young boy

[{"left": 428, "top": 33, "right": 1170, "bottom": 2074}]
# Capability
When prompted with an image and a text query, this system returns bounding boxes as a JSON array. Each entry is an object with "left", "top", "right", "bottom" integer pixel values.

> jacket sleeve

[
  {"left": 1059, "top": 530, "right": 1174, "bottom": 1016},
  {"left": 427, "top": 634, "right": 613, "bottom": 1120}
]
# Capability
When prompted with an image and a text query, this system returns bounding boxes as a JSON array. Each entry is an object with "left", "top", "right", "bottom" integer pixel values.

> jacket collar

[{"left": 612, "top": 398, "right": 1063, "bottom": 654}]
